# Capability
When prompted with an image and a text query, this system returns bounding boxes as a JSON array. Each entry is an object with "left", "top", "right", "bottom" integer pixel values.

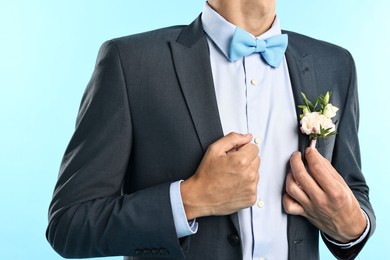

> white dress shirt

[{"left": 201, "top": 5, "right": 297, "bottom": 259}]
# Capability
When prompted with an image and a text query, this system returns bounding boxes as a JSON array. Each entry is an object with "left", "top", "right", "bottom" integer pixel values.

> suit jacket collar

[{"left": 284, "top": 32, "right": 317, "bottom": 152}]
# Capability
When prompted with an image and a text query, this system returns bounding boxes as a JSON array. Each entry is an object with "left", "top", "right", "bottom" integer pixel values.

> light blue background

[{"left": 0, "top": 1, "right": 388, "bottom": 259}]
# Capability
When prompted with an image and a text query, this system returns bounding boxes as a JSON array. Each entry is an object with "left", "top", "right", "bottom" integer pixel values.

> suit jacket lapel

[
  {"left": 285, "top": 32, "right": 319, "bottom": 259},
  {"left": 170, "top": 16, "right": 224, "bottom": 151},
  {"left": 170, "top": 16, "right": 241, "bottom": 233},
  {"left": 284, "top": 33, "right": 318, "bottom": 153}
]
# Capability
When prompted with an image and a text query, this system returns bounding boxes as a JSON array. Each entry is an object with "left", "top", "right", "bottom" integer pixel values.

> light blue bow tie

[{"left": 229, "top": 27, "right": 288, "bottom": 68}]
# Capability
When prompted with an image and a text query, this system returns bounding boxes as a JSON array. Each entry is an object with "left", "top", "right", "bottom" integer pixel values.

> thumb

[{"left": 213, "top": 132, "right": 253, "bottom": 154}]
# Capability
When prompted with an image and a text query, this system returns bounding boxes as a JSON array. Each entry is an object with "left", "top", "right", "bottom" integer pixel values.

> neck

[{"left": 207, "top": 0, "right": 276, "bottom": 37}]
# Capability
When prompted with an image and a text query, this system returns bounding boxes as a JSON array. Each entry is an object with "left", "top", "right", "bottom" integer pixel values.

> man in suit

[{"left": 47, "top": 0, "right": 375, "bottom": 259}]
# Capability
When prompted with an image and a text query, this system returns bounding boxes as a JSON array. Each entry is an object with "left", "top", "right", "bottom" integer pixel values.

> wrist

[
  {"left": 180, "top": 177, "right": 211, "bottom": 220},
  {"left": 345, "top": 208, "right": 367, "bottom": 242},
  {"left": 323, "top": 209, "right": 370, "bottom": 249},
  {"left": 331, "top": 208, "right": 367, "bottom": 243}
]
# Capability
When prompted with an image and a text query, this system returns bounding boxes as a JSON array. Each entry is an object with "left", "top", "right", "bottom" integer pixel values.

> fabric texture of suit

[{"left": 47, "top": 15, "right": 375, "bottom": 260}]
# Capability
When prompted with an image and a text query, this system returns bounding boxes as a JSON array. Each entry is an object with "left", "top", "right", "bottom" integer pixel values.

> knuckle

[
  {"left": 282, "top": 197, "right": 293, "bottom": 213},
  {"left": 245, "top": 172, "right": 255, "bottom": 182},
  {"left": 250, "top": 183, "right": 258, "bottom": 194},
  {"left": 254, "top": 156, "right": 261, "bottom": 167},
  {"left": 237, "top": 157, "right": 248, "bottom": 168},
  {"left": 249, "top": 157, "right": 260, "bottom": 171},
  {"left": 250, "top": 143, "right": 260, "bottom": 154},
  {"left": 251, "top": 170, "right": 260, "bottom": 182},
  {"left": 254, "top": 171, "right": 260, "bottom": 183},
  {"left": 208, "top": 143, "right": 218, "bottom": 154},
  {"left": 292, "top": 171, "right": 303, "bottom": 184},
  {"left": 227, "top": 132, "right": 238, "bottom": 137},
  {"left": 330, "top": 189, "right": 346, "bottom": 203},
  {"left": 289, "top": 173, "right": 298, "bottom": 184},
  {"left": 244, "top": 172, "right": 256, "bottom": 184},
  {"left": 284, "top": 204, "right": 292, "bottom": 214},
  {"left": 314, "top": 197, "right": 327, "bottom": 209},
  {"left": 227, "top": 132, "right": 240, "bottom": 142},
  {"left": 296, "top": 166, "right": 308, "bottom": 177},
  {"left": 310, "top": 162, "right": 323, "bottom": 174},
  {"left": 285, "top": 182, "right": 294, "bottom": 196}
]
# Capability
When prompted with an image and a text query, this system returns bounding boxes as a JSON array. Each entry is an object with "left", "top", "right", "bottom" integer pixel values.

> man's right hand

[{"left": 180, "top": 132, "right": 260, "bottom": 219}]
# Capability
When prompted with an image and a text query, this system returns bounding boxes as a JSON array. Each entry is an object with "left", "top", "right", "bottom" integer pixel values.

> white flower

[
  {"left": 300, "top": 112, "right": 336, "bottom": 135},
  {"left": 323, "top": 103, "right": 339, "bottom": 119},
  {"left": 298, "top": 91, "right": 338, "bottom": 146}
]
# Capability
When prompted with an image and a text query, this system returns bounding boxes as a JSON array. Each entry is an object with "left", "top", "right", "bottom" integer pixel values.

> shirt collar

[{"left": 201, "top": 2, "right": 282, "bottom": 60}]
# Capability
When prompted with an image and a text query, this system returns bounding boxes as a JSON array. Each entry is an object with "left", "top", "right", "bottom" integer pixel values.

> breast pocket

[{"left": 316, "top": 137, "right": 335, "bottom": 161}]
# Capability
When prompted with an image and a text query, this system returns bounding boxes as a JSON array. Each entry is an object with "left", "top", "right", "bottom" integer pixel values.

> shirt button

[
  {"left": 257, "top": 200, "right": 264, "bottom": 208},
  {"left": 254, "top": 137, "right": 261, "bottom": 144},
  {"left": 250, "top": 79, "right": 258, "bottom": 86},
  {"left": 259, "top": 257, "right": 266, "bottom": 260}
]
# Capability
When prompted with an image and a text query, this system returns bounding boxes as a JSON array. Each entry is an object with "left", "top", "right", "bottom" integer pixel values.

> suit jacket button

[
  {"left": 227, "top": 234, "right": 241, "bottom": 247},
  {"left": 143, "top": 249, "right": 151, "bottom": 255},
  {"left": 135, "top": 249, "right": 143, "bottom": 256},
  {"left": 159, "top": 248, "right": 169, "bottom": 255}
]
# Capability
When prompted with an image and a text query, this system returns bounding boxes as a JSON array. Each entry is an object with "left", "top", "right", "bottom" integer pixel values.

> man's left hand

[{"left": 283, "top": 148, "right": 367, "bottom": 243}]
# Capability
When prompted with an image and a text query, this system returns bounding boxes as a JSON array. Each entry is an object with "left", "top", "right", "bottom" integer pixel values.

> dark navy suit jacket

[{"left": 47, "top": 16, "right": 375, "bottom": 260}]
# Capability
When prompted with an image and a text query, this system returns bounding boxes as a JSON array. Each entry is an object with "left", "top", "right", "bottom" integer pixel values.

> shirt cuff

[
  {"left": 169, "top": 180, "right": 198, "bottom": 238},
  {"left": 322, "top": 209, "right": 370, "bottom": 249}
]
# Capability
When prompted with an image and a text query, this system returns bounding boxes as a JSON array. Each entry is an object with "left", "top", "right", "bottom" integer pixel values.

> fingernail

[
  {"left": 290, "top": 151, "right": 299, "bottom": 158},
  {"left": 305, "top": 147, "right": 316, "bottom": 155}
]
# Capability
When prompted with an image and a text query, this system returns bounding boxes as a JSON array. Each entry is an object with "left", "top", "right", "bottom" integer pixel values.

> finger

[
  {"left": 285, "top": 172, "right": 310, "bottom": 206},
  {"left": 253, "top": 158, "right": 260, "bottom": 182},
  {"left": 251, "top": 156, "right": 261, "bottom": 175},
  {"left": 290, "top": 151, "right": 323, "bottom": 199},
  {"left": 305, "top": 148, "right": 340, "bottom": 193},
  {"left": 283, "top": 193, "right": 306, "bottom": 216},
  {"left": 319, "top": 156, "right": 348, "bottom": 188},
  {"left": 233, "top": 143, "right": 260, "bottom": 162},
  {"left": 212, "top": 132, "right": 253, "bottom": 155}
]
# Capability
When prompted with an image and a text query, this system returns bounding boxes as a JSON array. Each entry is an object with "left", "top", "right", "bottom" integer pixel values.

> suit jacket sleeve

[
  {"left": 320, "top": 50, "right": 376, "bottom": 260},
  {"left": 46, "top": 40, "right": 185, "bottom": 258}
]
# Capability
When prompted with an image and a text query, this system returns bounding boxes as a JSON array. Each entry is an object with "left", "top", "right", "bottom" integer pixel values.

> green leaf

[
  {"left": 301, "top": 92, "right": 314, "bottom": 109},
  {"left": 323, "top": 91, "right": 330, "bottom": 106},
  {"left": 313, "top": 101, "right": 319, "bottom": 111},
  {"left": 324, "top": 132, "right": 337, "bottom": 138},
  {"left": 301, "top": 93, "right": 308, "bottom": 106}
]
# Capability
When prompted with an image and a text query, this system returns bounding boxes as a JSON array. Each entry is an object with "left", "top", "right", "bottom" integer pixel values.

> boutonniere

[{"left": 298, "top": 91, "right": 339, "bottom": 148}]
